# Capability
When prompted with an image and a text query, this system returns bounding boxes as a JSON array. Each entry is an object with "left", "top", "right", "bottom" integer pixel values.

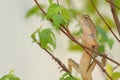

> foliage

[
  {"left": 106, "top": 64, "right": 120, "bottom": 80},
  {"left": 31, "top": 27, "right": 56, "bottom": 52},
  {"left": 46, "top": 0, "right": 70, "bottom": 30},
  {"left": 60, "top": 73, "right": 80, "bottom": 80},
  {"left": 26, "top": 4, "right": 46, "bottom": 19},
  {"left": 0, "top": 70, "right": 20, "bottom": 80}
]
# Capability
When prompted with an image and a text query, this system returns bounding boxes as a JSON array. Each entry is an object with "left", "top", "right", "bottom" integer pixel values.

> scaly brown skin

[{"left": 68, "top": 14, "right": 99, "bottom": 80}]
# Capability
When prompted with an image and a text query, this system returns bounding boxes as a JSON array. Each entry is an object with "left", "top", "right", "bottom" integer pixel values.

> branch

[
  {"left": 34, "top": 0, "right": 46, "bottom": 15},
  {"left": 62, "top": 27, "right": 120, "bottom": 66},
  {"left": 35, "top": 41, "right": 74, "bottom": 77},
  {"left": 61, "top": 27, "right": 112, "bottom": 80},
  {"left": 106, "top": 0, "right": 120, "bottom": 10},
  {"left": 84, "top": 49, "right": 113, "bottom": 80},
  {"left": 107, "top": 0, "right": 120, "bottom": 37},
  {"left": 90, "top": 0, "right": 120, "bottom": 43},
  {"left": 57, "top": 0, "right": 59, "bottom": 5}
]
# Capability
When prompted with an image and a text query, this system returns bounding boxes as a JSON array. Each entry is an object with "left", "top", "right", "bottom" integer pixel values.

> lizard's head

[{"left": 76, "top": 14, "right": 91, "bottom": 23}]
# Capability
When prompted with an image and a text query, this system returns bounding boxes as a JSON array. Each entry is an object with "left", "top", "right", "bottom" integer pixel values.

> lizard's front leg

[{"left": 68, "top": 58, "right": 79, "bottom": 73}]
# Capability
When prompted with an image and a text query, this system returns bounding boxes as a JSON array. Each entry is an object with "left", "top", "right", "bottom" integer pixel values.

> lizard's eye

[
  {"left": 84, "top": 15, "right": 89, "bottom": 18},
  {"left": 92, "top": 45, "right": 99, "bottom": 50},
  {"left": 92, "top": 45, "right": 96, "bottom": 49}
]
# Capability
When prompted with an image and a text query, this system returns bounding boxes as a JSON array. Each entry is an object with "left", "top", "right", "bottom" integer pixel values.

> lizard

[{"left": 68, "top": 14, "right": 100, "bottom": 80}]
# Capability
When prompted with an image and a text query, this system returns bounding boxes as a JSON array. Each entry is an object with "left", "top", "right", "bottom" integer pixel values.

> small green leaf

[
  {"left": 98, "top": 44, "right": 105, "bottom": 53},
  {"left": 46, "top": 4, "right": 60, "bottom": 19},
  {"left": 0, "top": 70, "right": 20, "bottom": 80},
  {"left": 112, "top": 72, "right": 120, "bottom": 80},
  {"left": 26, "top": 6, "right": 39, "bottom": 18},
  {"left": 68, "top": 41, "right": 83, "bottom": 52},
  {"left": 48, "top": 0, "right": 53, "bottom": 5},
  {"left": 106, "top": 64, "right": 113, "bottom": 76},
  {"left": 84, "top": 0, "right": 98, "bottom": 14},
  {"left": 39, "top": 28, "right": 56, "bottom": 51},
  {"left": 114, "top": 0, "right": 120, "bottom": 13},
  {"left": 107, "top": 38, "right": 114, "bottom": 49},
  {"left": 31, "top": 28, "right": 40, "bottom": 42},
  {"left": 60, "top": 73, "right": 80, "bottom": 80},
  {"left": 65, "top": 77, "right": 76, "bottom": 80},
  {"left": 96, "top": 25, "right": 108, "bottom": 41},
  {"left": 60, "top": 6, "right": 70, "bottom": 22},
  {"left": 46, "top": 3, "right": 69, "bottom": 30},
  {"left": 26, "top": 4, "right": 46, "bottom": 18},
  {"left": 51, "top": 14, "right": 66, "bottom": 30}
]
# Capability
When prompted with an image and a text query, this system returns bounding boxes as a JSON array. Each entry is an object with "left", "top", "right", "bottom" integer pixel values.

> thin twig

[
  {"left": 57, "top": 0, "right": 59, "bottom": 5},
  {"left": 108, "top": 0, "right": 120, "bottom": 37},
  {"left": 90, "top": 0, "right": 120, "bottom": 43},
  {"left": 106, "top": 0, "right": 120, "bottom": 10},
  {"left": 36, "top": 41, "right": 73, "bottom": 77},
  {"left": 113, "top": 65, "right": 119, "bottom": 71},
  {"left": 34, "top": 0, "right": 46, "bottom": 15}
]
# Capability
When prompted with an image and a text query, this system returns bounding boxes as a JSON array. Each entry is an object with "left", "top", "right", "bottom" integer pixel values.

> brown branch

[
  {"left": 57, "top": 0, "right": 59, "bottom": 5},
  {"left": 108, "top": 0, "right": 120, "bottom": 37},
  {"left": 61, "top": 27, "right": 113, "bottom": 80},
  {"left": 90, "top": 0, "right": 120, "bottom": 43},
  {"left": 83, "top": 50, "right": 113, "bottom": 80},
  {"left": 62, "top": 27, "right": 120, "bottom": 66},
  {"left": 106, "top": 0, "right": 120, "bottom": 10},
  {"left": 34, "top": 0, "right": 46, "bottom": 15},
  {"left": 35, "top": 41, "right": 74, "bottom": 77}
]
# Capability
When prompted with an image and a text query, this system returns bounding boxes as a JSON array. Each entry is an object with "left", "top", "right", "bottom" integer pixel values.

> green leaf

[
  {"left": 84, "top": 0, "right": 98, "bottom": 14},
  {"left": 98, "top": 44, "right": 105, "bottom": 53},
  {"left": 0, "top": 70, "right": 20, "bottom": 80},
  {"left": 51, "top": 14, "right": 66, "bottom": 30},
  {"left": 26, "top": 6, "right": 39, "bottom": 18},
  {"left": 46, "top": 3, "right": 69, "bottom": 30},
  {"left": 48, "top": 0, "right": 53, "bottom": 5},
  {"left": 106, "top": 64, "right": 113, "bottom": 76},
  {"left": 60, "top": 6, "right": 70, "bottom": 22},
  {"left": 26, "top": 4, "right": 46, "bottom": 18},
  {"left": 65, "top": 77, "right": 76, "bottom": 80},
  {"left": 39, "top": 28, "right": 56, "bottom": 51},
  {"left": 68, "top": 41, "right": 83, "bottom": 52},
  {"left": 60, "top": 73, "right": 80, "bottom": 80},
  {"left": 107, "top": 38, "right": 114, "bottom": 49},
  {"left": 114, "top": 0, "right": 120, "bottom": 13},
  {"left": 46, "top": 4, "right": 60, "bottom": 19},
  {"left": 95, "top": 15, "right": 115, "bottom": 32},
  {"left": 112, "top": 72, "right": 120, "bottom": 80},
  {"left": 96, "top": 25, "right": 108, "bottom": 41},
  {"left": 31, "top": 28, "right": 40, "bottom": 42}
]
